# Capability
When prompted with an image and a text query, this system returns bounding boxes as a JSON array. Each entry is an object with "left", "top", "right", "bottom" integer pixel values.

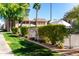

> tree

[
  {"left": 0, "top": 3, "right": 30, "bottom": 31},
  {"left": 33, "top": 3, "right": 41, "bottom": 27},
  {"left": 33, "top": 3, "right": 41, "bottom": 40},
  {"left": 63, "top": 5, "right": 79, "bottom": 31},
  {"left": 64, "top": 5, "right": 79, "bottom": 22}
]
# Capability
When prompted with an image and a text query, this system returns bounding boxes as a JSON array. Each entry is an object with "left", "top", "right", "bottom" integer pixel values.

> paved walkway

[{"left": 0, "top": 32, "right": 14, "bottom": 56}]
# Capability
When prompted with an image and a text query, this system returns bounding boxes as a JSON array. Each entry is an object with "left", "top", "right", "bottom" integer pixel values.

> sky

[
  {"left": 29, "top": 3, "right": 50, "bottom": 20},
  {"left": 29, "top": 3, "right": 79, "bottom": 20}
]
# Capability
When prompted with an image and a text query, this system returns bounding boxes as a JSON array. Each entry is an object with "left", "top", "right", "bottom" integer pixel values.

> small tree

[
  {"left": 33, "top": 3, "right": 41, "bottom": 40},
  {"left": 33, "top": 3, "right": 41, "bottom": 26}
]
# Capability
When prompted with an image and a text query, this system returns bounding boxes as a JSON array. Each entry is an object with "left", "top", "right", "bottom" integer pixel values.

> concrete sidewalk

[{"left": 0, "top": 32, "right": 14, "bottom": 56}]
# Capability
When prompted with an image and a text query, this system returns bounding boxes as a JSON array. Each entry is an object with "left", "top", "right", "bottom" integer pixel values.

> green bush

[
  {"left": 20, "top": 26, "right": 28, "bottom": 36},
  {"left": 12, "top": 27, "right": 18, "bottom": 34},
  {"left": 38, "top": 24, "right": 69, "bottom": 45}
]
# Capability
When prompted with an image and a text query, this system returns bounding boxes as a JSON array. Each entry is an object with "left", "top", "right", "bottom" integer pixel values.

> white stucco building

[{"left": 50, "top": 20, "right": 71, "bottom": 28}]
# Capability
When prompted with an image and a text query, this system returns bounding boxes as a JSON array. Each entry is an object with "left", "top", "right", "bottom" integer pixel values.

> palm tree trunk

[
  {"left": 50, "top": 3, "right": 52, "bottom": 21},
  {"left": 47, "top": 3, "right": 52, "bottom": 24},
  {"left": 36, "top": 10, "right": 38, "bottom": 27},
  {"left": 35, "top": 10, "right": 38, "bottom": 40}
]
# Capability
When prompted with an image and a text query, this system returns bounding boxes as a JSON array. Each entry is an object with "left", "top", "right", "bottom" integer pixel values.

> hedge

[{"left": 38, "top": 24, "right": 69, "bottom": 45}]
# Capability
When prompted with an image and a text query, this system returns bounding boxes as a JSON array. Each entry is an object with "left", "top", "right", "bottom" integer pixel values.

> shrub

[
  {"left": 12, "top": 27, "right": 18, "bottom": 34},
  {"left": 56, "top": 42, "right": 64, "bottom": 49},
  {"left": 38, "top": 24, "right": 69, "bottom": 45},
  {"left": 20, "top": 26, "right": 28, "bottom": 36}
]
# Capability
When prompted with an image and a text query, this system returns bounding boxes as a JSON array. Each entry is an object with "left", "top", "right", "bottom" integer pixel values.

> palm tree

[
  {"left": 33, "top": 3, "right": 41, "bottom": 40},
  {"left": 33, "top": 3, "right": 41, "bottom": 27},
  {"left": 47, "top": 3, "right": 52, "bottom": 24},
  {"left": 50, "top": 3, "right": 52, "bottom": 22}
]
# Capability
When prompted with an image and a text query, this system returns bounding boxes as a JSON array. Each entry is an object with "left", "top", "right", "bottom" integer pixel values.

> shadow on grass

[
  {"left": 9, "top": 34, "right": 18, "bottom": 37},
  {"left": 0, "top": 29, "right": 7, "bottom": 32},
  {"left": 6, "top": 33, "right": 18, "bottom": 37},
  {"left": 4, "top": 32, "right": 61, "bottom": 56},
  {"left": 6, "top": 32, "right": 12, "bottom": 35},
  {"left": 12, "top": 40, "right": 58, "bottom": 56}
]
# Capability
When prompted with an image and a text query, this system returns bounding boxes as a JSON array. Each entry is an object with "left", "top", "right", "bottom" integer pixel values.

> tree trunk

[
  {"left": 5, "top": 19, "right": 11, "bottom": 32},
  {"left": 5, "top": 19, "right": 16, "bottom": 32},
  {"left": 50, "top": 3, "right": 52, "bottom": 21},
  {"left": 5, "top": 20, "right": 9, "bottom": 31},
  {"left": 8, "top": 19, "right": 14, "bottom": 32},
  {"left": 11, "top": 20, "right": 15, "bottom": 28},
  {"left": 35, "top": 10, "right": 38, "bottom": 40},
  {"left": 11, "top": 19, "right": 16, "bottom": 29},
  {"left": 36, "top": 10, "right": 38, "bottom": 27},
  {"left": 9, "top": 19, "right": 12, "bottom": 32},
  {"left": 13, "top": 20, "right": 15, "bottom": 27}
]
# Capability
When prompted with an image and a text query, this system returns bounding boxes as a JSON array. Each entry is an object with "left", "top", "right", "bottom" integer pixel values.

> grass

[{"left": 3, "top": 32, "right": 62, "bottom": 56}]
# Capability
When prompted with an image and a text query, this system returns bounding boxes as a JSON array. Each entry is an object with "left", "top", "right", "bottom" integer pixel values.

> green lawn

[{"left": 3, "top": 32, "right": 62, "bottom": 56}]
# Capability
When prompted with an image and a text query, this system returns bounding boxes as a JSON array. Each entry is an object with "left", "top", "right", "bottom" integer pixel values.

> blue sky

[
  {"left": 29, "top": 3, "right": 79, "bottom": 20},
  {"left": 29, "top": 3, "right": 50, "bottom": 20}
]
